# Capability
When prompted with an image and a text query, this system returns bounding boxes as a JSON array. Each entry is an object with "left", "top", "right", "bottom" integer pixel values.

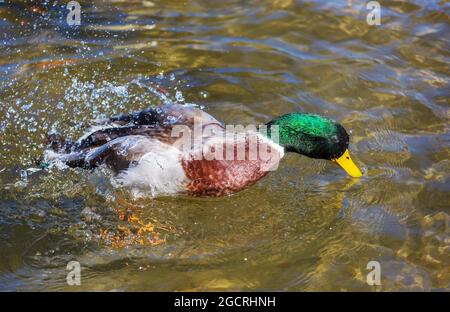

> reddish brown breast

[
  {"left": 181, "top": 158, "right": 270, "bottom": 196},
  {"left": 180, "top": 134, "right": 283, "bottom": 196}
]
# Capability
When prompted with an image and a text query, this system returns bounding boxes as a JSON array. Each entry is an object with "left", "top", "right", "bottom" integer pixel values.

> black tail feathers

[{"left": 45, "top": 132, "right": 74, "bottom": 153}]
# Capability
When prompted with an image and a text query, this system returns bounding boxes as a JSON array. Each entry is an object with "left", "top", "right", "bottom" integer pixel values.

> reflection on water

[{"left": 0, "top": 0, "right": 449, "bottom": 291}]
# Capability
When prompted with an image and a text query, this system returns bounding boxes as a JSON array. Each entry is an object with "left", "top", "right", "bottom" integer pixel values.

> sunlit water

[{"left": 0, "top": 0, "right": 449, "bottom": 291}]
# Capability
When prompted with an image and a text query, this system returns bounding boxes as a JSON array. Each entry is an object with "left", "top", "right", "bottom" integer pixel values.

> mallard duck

[{"left": 44, "top": 104, "right": 362, "bottom": 197}]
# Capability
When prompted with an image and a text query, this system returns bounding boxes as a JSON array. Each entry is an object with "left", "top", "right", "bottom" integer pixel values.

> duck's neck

[
  {"left": 258, "top": 124, "right": 282, "bottom": 146},
  {"left": 260, "top": 115, "right": 311, "bottom": 153}
]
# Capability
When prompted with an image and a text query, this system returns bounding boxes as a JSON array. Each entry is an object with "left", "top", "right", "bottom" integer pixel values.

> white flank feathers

[{"left": 114, "top": 141, "right": 187, "bottom": 198}]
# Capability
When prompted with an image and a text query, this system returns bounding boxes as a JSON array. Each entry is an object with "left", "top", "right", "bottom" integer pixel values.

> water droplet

[
  {"left": 20, "top": 170, "right": 28, "bottom": 180},
  {"left": 175, "top": 90, "right": 185, "bottom": 102}
]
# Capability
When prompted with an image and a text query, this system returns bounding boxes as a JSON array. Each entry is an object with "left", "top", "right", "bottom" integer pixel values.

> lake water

[{"left": 0, "top": 0, "right": 448, "bottom": 291}]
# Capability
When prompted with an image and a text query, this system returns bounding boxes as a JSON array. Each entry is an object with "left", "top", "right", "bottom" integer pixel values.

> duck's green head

[{"left": 266, "top": 112, "right": 362, "bottom": 177}]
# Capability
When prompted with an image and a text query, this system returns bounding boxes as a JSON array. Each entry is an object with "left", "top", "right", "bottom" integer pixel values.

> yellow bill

[{"left": 333, "top": 149, "right": 362, "bottom": 178}]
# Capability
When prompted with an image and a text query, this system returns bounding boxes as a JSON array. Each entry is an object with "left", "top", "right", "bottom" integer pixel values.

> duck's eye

[{"left": 346, "top": 156, "right": 350, "bottom": 160}]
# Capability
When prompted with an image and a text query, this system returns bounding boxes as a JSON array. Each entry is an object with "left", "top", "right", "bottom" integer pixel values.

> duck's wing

[
  {"left": 54, "top": 135, "right": 161, "bottom": 172},
  {"left": 76, "top": 104, "right": 223, "bottom": 151},
  {"left": 73, "top": 124, "right": 178, "bottom": 151},
  {"left": 93, "top": 104, "right": 221, "bottom": 128}
]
